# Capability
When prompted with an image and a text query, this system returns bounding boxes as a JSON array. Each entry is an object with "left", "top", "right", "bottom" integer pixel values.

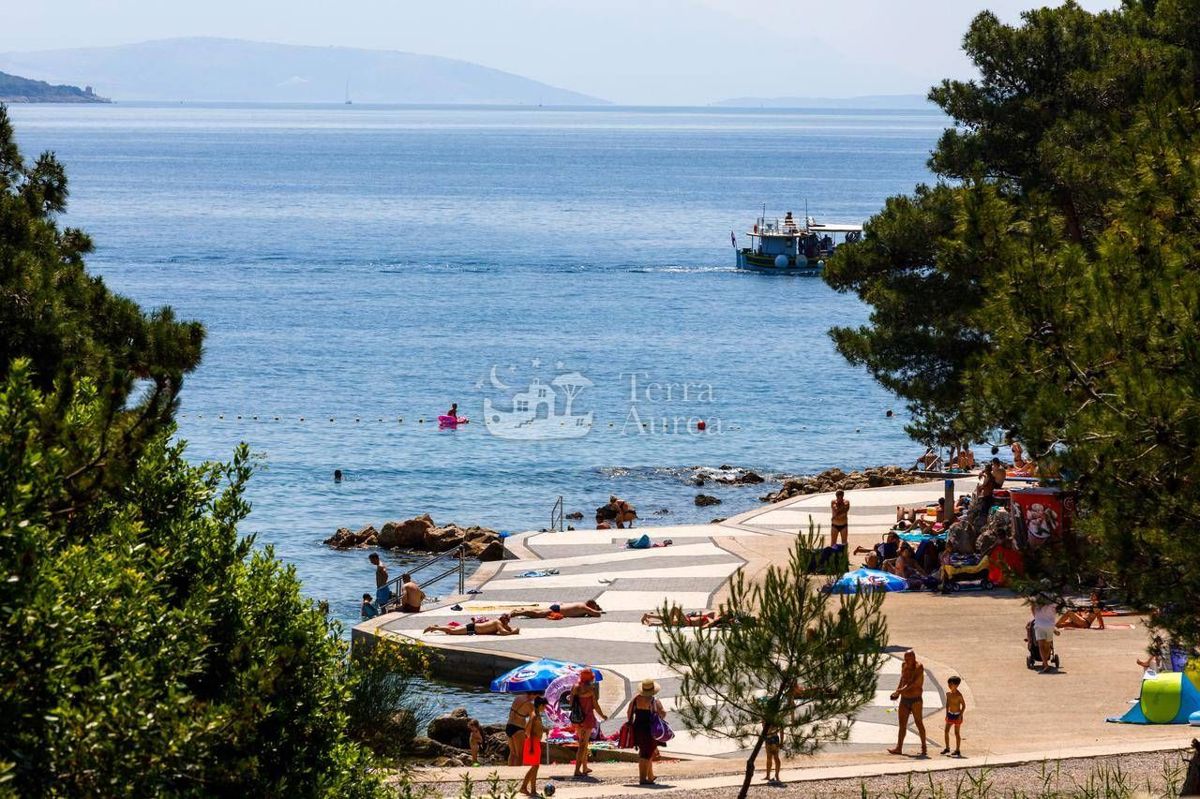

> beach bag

[
  {"left": 650, "top": 713, "right": 674, "bottom": 744},
  {"left": 568, "top": 695, "right": 585, "bottom": 725},
  {"left": 618, "top": 721, "right": 635, "bottom": 749}
]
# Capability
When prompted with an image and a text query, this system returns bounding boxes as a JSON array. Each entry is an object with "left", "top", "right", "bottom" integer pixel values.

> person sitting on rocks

[
  {"left": 424, "top": 614, "right": 520, "bottom": 636},
  {"left": 511, "top": 600, "right": 603, "bottom": 619},
  {"left": 602, "top": 495, "right": 637, "bottom": 529}
]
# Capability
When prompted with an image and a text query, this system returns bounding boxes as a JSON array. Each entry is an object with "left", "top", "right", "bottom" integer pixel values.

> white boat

[{"left": 733, "top": 212, "right": 863, "bottom": 274}]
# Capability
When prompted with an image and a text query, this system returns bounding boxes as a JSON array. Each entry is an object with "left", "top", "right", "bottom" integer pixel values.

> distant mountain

[
  {"left": 713, "top": 94, "right": 933, "bottom": 110},
  {"left": 0, "top": 70, "right": 108, "bottom": 103},
  {"left": 0, "top": 37, "right": 606, "bottom": 105}
]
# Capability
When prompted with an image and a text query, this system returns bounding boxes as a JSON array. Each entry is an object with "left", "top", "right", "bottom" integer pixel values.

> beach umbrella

[
  {"left": 828, "top": 568, "right": 908, "bottom": 594},
  {"left": 489, "top": 658, "right": 603, "bottom": 694}
]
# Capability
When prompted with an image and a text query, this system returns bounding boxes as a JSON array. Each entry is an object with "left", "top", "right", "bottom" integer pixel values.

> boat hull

[{"left": 736, "top": 249, "right": 826, "bottom": 274}]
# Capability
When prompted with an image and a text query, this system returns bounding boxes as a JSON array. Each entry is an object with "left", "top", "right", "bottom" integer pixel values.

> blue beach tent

[
  {"left": 1108, "top": 672, "right": 1200, "bottom": 724},
  {"left": 828, "top": 568, "right": 908, "bottom": 594},
  {"left": 489, "top": 658, "right": 603, "bottom": 693}
]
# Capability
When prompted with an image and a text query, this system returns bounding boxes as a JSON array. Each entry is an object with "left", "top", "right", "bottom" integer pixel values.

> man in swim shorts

[
  {"left": 424, "top": 614, "right": 520, "bottom": 636},
  {"left": 830, "top": 490, "right": 850, "bottom": 547},
  {"left": 510, "top": 600, "right": 603, "bottom": 619},
  {"left": 888, "top": 650, "right": 927, "bottom": 757},
  {"left": 369, "top": 552, "right": 392, "bottom": 606},
  {"left": 400, "top": 573, "right": 425, "bottom": 613}
]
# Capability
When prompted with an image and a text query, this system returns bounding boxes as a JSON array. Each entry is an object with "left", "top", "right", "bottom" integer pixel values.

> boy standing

[
  {"left": 520, "top": 697, "right": 548, "bottom": 796},
  {"left": 941, "top": 676, "right": 965, "bottom": 757}
]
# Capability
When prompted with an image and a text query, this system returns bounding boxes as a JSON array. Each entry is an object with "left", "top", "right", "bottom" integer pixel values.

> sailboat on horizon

[{"left": 344, "top": 79, "right": 352, "bottom": 105}]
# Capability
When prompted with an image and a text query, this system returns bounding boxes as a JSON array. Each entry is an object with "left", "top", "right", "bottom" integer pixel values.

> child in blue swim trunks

[{"left": 941, "top": 675, "right": 965, "bottom": 757}]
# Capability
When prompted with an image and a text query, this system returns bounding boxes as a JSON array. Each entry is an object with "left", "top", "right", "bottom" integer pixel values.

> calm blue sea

[{"left": 9, "top": 102, "right": 942, "bottom": 718}]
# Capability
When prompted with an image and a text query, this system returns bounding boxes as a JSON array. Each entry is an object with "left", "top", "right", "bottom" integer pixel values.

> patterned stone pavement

[{"left": 365, "top": 481, "right": 968, "bottom": 759}]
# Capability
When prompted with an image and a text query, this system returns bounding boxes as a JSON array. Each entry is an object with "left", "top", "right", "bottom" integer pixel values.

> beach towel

[
  {"left": 518, "top": 569, "right": 560, "bottom": 578},
  {"left": 522, "top": 739, "right": 542, "bottom": 766},
  {"left": 626, "top": 534, "right": 651, "bottom": 549}
]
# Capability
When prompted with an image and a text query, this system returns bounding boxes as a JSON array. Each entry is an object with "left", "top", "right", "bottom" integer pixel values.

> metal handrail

[
  {"left": 380, "top": 543, "right": 466, "bottom": 598},
  {"left": 551, "top": 496, "right": 564, "bottom": 532}
]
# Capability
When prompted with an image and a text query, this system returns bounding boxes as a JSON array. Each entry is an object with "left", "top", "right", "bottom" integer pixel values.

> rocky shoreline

[
  {"left": 323, "top": 466, "right": 925, "bottom": 558},
  {"left": 324, "top": 515, "right": 504, "bottom": 561},
  {"left": 759, "top": 465, "right": 926, "bottom": 503}
]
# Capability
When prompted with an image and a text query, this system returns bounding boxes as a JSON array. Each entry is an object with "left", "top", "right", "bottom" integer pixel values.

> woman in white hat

[{"left": 626, "top": 679, "right": 667, "bottom": 785}]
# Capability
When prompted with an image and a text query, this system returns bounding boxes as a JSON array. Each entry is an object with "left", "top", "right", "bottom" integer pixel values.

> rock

[
  {"left": 737, "top": 471, "right": 765, "bottom": 484},
  {"left": 409, "top": 735, "right": 469, "bottom": 761},
  {"left": 692, "top": 475, "right": 706, "bottom": 486},
  {"left": 378, "top": 515, "right": 436, "bottom": 549},
  {"left": 719, "top": 464, "right": 733, "bottom": 470},
  {"left": 710, "top": 517, "right": 727, "bottom": 524},
  {"left": 323, "top": 525, "right": 378, "bottom": 549},
  {"left": 651, "top": 508, "right": 671, "bottom": 516},
  {"left": 424, "top": 524, "right": 465, "bottom": 551},
  {"left": 468, "top": 539, "right": 505, "bottom": 562},
  {"left": 481, "top": 731, "right": 510, "bottom": 762},
  {"left": 695, "top": 494, "right": 722, "bottom": 507},
  {"left": 428, "top": 708, "right": 472, "bottom": 749},
  {"left": 759, "top": 465, "right": 927, "bottom": 504}
]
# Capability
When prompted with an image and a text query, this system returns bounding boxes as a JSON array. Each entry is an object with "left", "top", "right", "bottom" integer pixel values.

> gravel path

[{"left": 578, "top": 749, "right": 1191, "bottom": 799}]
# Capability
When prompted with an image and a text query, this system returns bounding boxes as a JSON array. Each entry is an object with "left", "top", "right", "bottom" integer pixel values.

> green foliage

[
  {"left": 823, "top": 1, "right": 1200, "bottom": 649},
  {"left": 0, "top": 102, "right": 203, "bottom": 531},
  {"left": 0, "top": 365, "right": 388, "bottom": 797},
  {"left": 346, "top": 638, "right": 437, "bottom": 758},
  {"left": 0, "top": 106, "right": 388, "bottom": 796},
  {"left": 655, "top": 529, "right": 887, "bottom": 799}
]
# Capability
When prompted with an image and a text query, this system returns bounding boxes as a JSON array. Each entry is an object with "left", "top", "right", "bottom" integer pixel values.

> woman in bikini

[{"left": 505, "top": 692, "right": 536, "bottom": 766}]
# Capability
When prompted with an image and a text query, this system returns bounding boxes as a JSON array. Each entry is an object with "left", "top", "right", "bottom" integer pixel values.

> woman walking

[
  {"left": 570, "top": 669, "right": 606, "bottom": 778},
  {"left": 628, "top": 679, "right": 666, "bottom": 785},
  {"left": 506, "top": 692, "right": 537, "bottom": 766}
]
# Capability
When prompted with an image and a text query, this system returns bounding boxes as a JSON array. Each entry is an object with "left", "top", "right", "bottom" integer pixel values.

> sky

[{"left": 4, "top": 0, "right": 1119, "bottom": 105}]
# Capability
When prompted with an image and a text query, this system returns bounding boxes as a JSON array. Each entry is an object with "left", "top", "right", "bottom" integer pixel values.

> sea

[{"left": 9, "top": 102, "right": 945, "bottom": 719}]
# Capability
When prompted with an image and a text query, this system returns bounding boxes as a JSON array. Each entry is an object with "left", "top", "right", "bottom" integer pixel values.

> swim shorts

[
  {"left": 465, "top": 622, "right": 476, "bottom": 635},
  {"left": 549, "top": 603, "right": 561, "bottom": 613},
  {"left": 945, "top": 712, "right": 962, "bottom": 726},
  {"left": 900, "top": 695, "right": 921, "bottom": 708}
]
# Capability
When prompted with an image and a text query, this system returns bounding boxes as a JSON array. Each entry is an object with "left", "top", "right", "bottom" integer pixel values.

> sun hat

[{"left": 639, "top": 679, "right": 659, "bottom": 696}]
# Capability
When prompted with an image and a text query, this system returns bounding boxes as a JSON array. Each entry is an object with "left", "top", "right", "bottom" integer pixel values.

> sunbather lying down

[
  {"left": 509, "top": 600, "right": 603, "bottom": 619},
  {"left": 424, "top": 615, "right": 520, "bottom": 636},
  {"left": 641, "top": 608, "right": 729, "bottom": 628}
]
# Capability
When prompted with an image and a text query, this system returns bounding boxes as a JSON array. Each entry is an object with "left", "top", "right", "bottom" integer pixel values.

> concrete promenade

[
  {"left": 356, "top": 476, "right": 1192, "bottom": 784},
  {"left": 358, "top": 480, "right": 971, "bottom": 758}
]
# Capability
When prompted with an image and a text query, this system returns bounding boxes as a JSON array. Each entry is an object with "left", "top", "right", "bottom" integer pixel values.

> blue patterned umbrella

[
  {"left": 828, "top": 567, "right": 909, "bottom": 594},
  {"left": 489, "top": 658, "right": 603, "bottom": 693}
]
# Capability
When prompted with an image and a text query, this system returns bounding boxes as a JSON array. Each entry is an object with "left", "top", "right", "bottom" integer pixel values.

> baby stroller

[
  {"left": 938, "top": 554, "right": 994, "bottom": 592},
  {"left": 1024, "top": 619, "right": 1061, "bottom": 670}
]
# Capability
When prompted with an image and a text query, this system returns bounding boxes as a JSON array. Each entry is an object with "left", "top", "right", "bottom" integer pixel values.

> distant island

[
  {"left": 713, "top": 94, "right": 932, "bottom": 110},
  {"left": 0, "top": 70, "right": 108, "bottom": 103},
  {"left": 0, "top": 37, "right": 605, "bottom": 106}
]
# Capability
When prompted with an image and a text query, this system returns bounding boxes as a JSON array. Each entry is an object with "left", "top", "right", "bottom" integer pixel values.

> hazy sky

[{"left": 5, "top": 0, "right": 1117, "bottom": 105}]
